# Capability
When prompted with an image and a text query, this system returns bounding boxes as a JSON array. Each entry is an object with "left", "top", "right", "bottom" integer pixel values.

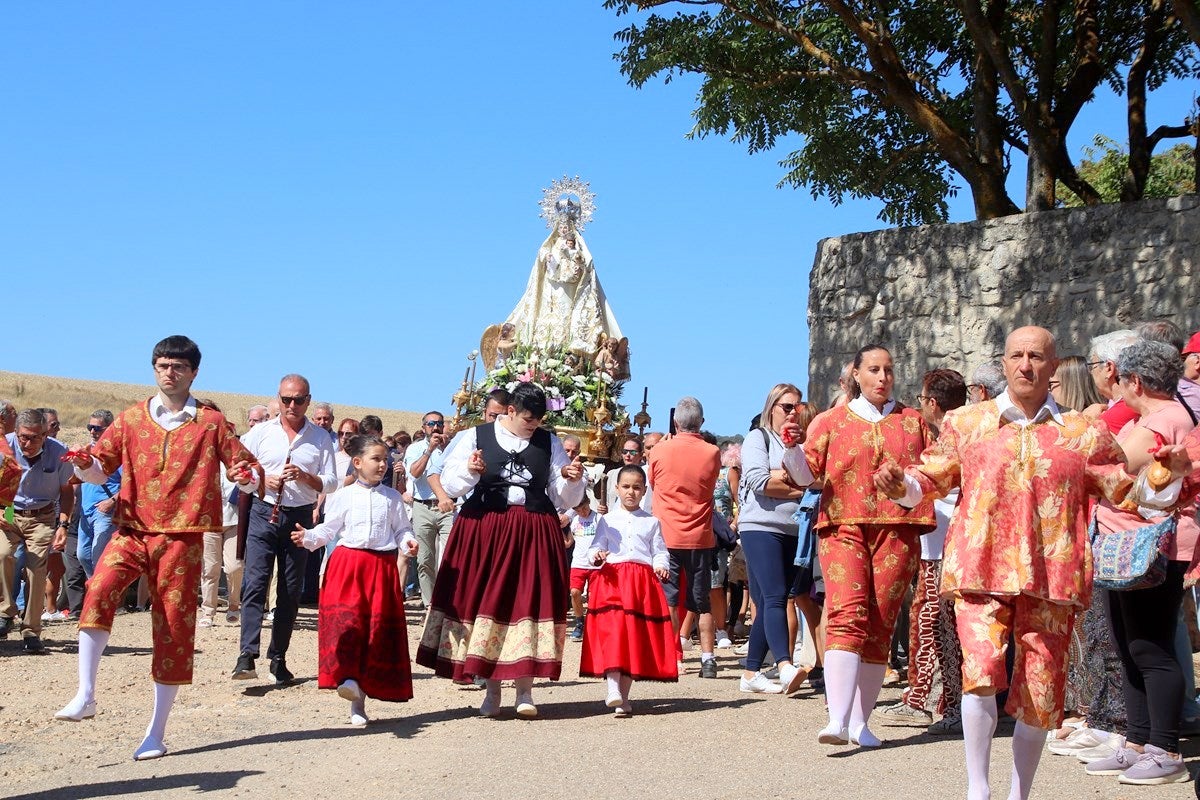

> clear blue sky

[{"left": 2, "top": 4, "right": 1193, "bottom": 435}]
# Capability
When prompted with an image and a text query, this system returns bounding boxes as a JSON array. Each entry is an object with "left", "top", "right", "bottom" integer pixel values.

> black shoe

[
  {"left": 699, "top": 658, "right": 718, "bottom": 679},
  {"left": 232, "top": 654, "right": 257, "bottom": 680},
  {"left": 269, "top": 657, "right": 294, "bottom": 684},
  {"left": 23, "top": 634, "right": 46, "bottom": 654},
  {"left": 0, "top": 616, "right": 12, "bottom": 639}
]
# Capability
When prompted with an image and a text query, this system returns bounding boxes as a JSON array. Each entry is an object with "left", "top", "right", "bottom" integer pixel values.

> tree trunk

[{"left": 1123, "top": 0, "right": 1167, "bottom": 202}]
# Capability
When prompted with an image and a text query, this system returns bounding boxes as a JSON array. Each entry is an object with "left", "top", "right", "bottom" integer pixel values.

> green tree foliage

[
  {"left": 604, "top": 0, "right": 1199, "bottom": 226},
  {"left": 1060, "top": 136, "right": 1197, "bottom": 206}
]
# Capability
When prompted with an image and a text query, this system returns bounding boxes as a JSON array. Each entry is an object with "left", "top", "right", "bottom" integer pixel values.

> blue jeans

[
  {"left": 77, "top": 511, "right": 116, "bottom": 578},
  {"left": 741, "top": 530, "right": 798, "bottom": 672}
]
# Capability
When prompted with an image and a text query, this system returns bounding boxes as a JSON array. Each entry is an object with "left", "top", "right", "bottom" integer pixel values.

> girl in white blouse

[{"left": 293, "top": 435, "right": 417, "bottom": 727}]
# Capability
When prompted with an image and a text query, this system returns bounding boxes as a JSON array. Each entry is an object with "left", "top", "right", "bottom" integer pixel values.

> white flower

[
  {"left": 572, "top": 375, "right": 588, "bottom": 387},
  {"left": 545, "top": 358, "right": 561, "bottom": 370},
  {"left": 600, "top": 373, "right": 613, "bottom": 385},
  {"left": 505, "top": 381, "right": 518, "bottom": 392},
  {"left": 547, "top": 386, "right": 560, "bottom": 397},
  {"left": 515, "top": 363, "right": 528, "bottom": 374}
]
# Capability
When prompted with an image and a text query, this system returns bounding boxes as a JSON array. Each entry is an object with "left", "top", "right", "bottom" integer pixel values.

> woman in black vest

[{"left": 415, "top": 383, "right": 585, "bottom": 718}]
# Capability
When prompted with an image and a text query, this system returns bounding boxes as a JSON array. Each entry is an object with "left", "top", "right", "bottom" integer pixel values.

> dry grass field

[{"left": 0, "top": 370, "right": 425, "bottom": 447}]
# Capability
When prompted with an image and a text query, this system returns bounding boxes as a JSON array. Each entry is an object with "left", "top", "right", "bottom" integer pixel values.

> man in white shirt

[
  {"left": 404, "top": 412, "right": 453, "bottom": 607},
  {"left": 596, "top": 436, "right": 652, "bottom": 514},
  {"left": 233, "top": 374, "right": 338, "bottom": 684}
]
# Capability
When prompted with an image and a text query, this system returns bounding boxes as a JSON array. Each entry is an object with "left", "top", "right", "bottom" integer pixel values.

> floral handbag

[{"left": 1089, "top": 512, "right": 1177, "bottom": 592}]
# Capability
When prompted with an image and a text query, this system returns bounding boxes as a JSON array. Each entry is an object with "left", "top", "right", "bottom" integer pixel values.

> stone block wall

[{"left": 806, "top": 194, "right": 1200, "bottom": 405}]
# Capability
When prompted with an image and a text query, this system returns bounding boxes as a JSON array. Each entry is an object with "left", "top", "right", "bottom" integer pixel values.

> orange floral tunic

[
  {"left": 0, "top": 435, "right": 20, "bottom": 506},
  {"left": 910, "top": 401, "right": 1132, "bottom": 609},
  {"left": 90, "top": 399, "right": 256, "bottom": 534},
  {"left": 803, "top": 403, "right": 936, "bottom": 532}
]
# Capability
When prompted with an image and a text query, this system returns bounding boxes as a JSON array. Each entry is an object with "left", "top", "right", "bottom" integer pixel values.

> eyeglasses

[
  {"left": 1086, "top": 360, "right": 1105, "bottom": 370},
  {"left": 424, "top": 420, "right": 444, "bottom": 428},
  {"left": 86, "top": 424, "right": 107, "bottom": 433},
  {"left": 16, "top": 433, "right": 45, "bottom": 443},
  {"left": 1047, "top": 380, "right": 1060, "bottom": 390},
  {"left": 775, "top": 402, "right": 798, "bottom": 414},
  {"left": 153, "top": 361, "right": 192, "bottom": 374},
  {"left": 915, "top": 395, "right": 931, "bottom": 404},
  {"left": 966, "top": 383, "right": 981, "bottom": 392},
  {"left": 279, "top": 395, "right": 310, "bottom": 406}
]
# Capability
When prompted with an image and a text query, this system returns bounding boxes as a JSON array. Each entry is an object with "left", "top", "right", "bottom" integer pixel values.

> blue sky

[{"left": 2, "top": 4, "right": 1194, "bottom": 435}]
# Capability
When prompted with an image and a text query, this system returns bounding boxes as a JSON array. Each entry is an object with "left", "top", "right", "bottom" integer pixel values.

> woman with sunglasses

[
  {"left": 781, "top": 344, "right": 936, "bottom": 747},
  {"left": 736, "top": 383, "right": 811, "bottom": 696}
]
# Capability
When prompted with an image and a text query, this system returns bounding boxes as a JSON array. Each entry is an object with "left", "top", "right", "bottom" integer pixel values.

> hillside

[{"left": 0, "top": 369, "right": 425, "bottom": 447}]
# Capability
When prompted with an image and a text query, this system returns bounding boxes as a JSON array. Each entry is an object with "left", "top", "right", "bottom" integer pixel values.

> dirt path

[{"left": 1, "top": 608, "right": 1194, "bottom": 799}]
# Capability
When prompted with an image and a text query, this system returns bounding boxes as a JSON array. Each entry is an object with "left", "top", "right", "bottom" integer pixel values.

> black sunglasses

[
  {"left": 279, "top": 395, "right": 310, "bottom": 406},
  {"left": 776, "top": 402, "right": 798, "bottom": 414},
  {"left": 86, "top": 424, "right": 107, "bottom": 433}
]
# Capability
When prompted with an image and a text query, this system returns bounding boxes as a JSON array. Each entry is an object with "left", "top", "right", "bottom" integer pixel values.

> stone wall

[{"left": 806, "top": 194, "right": 1200, "bottom": 405}]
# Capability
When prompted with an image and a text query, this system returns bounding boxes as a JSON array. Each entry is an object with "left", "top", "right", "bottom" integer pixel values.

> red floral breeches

[
  {"left": 80, "top": 530, "right": 203, "bottom": 685},
  {"left": 818, "top": 523, "right": 920, "bottom": 664}
]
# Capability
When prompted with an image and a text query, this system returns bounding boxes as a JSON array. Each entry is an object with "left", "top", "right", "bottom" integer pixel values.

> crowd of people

[{"left": 1, "top": 322, "right": 1200, "bottom": 796}]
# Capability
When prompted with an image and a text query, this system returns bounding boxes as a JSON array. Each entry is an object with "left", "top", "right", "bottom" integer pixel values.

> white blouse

[
  {"left": 587, "top": 507, "right": 669, "bottom": 570},
  {"left": 300, "top": 482, "right": 415, "bottom": 552},
  {"left": 439, "top": 418, "right": 584, "bottom": 509}
]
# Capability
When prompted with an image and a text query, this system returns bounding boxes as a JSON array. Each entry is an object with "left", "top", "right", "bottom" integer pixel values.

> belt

[
  {"left": 253, "top": 497, "right": 315, "bottom": 513},
  {"left": 413, "top": 498, "right": 437, "bottom": 507},
  {"left": 13, "top": 505, "right": 53, "bottom": 517}
]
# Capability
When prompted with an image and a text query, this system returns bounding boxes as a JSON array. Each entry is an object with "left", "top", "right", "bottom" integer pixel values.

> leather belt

[
  {"left": 413, "top": 498, "right": 437, "bottom": 507},
  {"left": 13, "top": 505, "right": 53, "bottom": 517},
  {"left": 252, "top": 497, "right": 315, "bottom": 513}
]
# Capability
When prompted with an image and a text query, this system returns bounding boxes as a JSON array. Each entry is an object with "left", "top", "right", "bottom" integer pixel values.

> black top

[{"left": 463, "top": 423, "right": 555, "bottom": 515}]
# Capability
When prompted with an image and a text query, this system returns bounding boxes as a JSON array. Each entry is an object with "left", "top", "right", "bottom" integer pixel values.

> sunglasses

[
  {"left": 86, "top": 424, "right": 107, "bottom": 433},
  {"left": 622, "top": 449, "right": 640, "bottom": 455},
  {"left": 425, "top": 420, "right": 444, "bottom": 428},
  {"left": 279, "top": 395, "right": 310, "bottom": 406},
  {"left": 776, "top": 402, "right": 798, "bottom": 414}
]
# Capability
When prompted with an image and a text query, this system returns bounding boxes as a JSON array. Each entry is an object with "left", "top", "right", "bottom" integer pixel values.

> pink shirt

[{"left": 1095, "top": 401, "right": 1199, "bottom": 563}]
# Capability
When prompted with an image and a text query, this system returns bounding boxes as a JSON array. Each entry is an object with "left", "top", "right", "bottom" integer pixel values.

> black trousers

[
  {"left": 238, "top": 499, "right": 312, "bottom": 660},
  {"left": 1107, "top": 560, "right": 1187, "bottom": 751},
  {"left": 61, "top": 532, "right": 86, "bottom": 616}
]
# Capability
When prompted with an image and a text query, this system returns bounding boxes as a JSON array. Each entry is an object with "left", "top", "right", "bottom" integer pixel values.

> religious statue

[
  {"left": 593, "top": 333, "right": 630, "bottom": 382},
  {"left": 479, "top": 322, "right": 518, "bottom": 370},
  {"left": 504, "top": 177, "right": 623, "bottom": 356}
]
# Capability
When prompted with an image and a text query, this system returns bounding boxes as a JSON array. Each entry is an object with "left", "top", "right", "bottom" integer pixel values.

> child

[
  {"left": 579, "top": 465, "right": 677, "bottom": 717},
  {"left": 566, "top": 496, "right": 600, "bottom": 642},
  {"left": 292, "top": 434, "right": 418, "bottom": 726}
]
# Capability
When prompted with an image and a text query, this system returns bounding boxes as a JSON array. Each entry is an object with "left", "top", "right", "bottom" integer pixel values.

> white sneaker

[
  {"left": 779, "top": 662, "right": 808, "bottom": 694},
  {"left": 732, "top": 643, "right": 749, "bottom": 656},
  {"left": 198, "top": 616, "right": 213, "bottom": 628},
  {"left": 716, "top": 632, "right": 733, "bottom": 649},
  {"left": 679, "top": 636, "right": 694, "bottom": 652},
  {"left": 1047, "top": 727, "right": 1109, "bottom": 755},
  {"left": 740, "top": 672, "right": 784, "bottom": 694},
  {"left": 1075, "top": 737, "right": 1121, "bottom": 764}
]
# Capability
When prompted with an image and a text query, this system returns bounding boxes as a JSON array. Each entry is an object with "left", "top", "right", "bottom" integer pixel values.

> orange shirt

[
  {"left": 90, "top": 399, "right": 257, "bottom": 534},
  {"left": 648, "top": 432, "right": 720, "bottom": 550}
]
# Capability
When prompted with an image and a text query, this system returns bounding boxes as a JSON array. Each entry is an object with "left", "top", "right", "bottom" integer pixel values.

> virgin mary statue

[{"left": 505, "top": 180, "right": 622, "bottom": 355}]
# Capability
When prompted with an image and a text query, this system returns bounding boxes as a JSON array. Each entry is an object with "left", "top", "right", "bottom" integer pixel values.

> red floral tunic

[
  {"left": 90, "top": 399, "right": 257, "bottom": 534},
  {"left": 0, "top": 435, "right": 20, "bottom": 506},
  {"left": 910, "top": 401, "right": 1131, "bottom": 608},
  {"left": 803, "top": 403, "right": 936, "bottom": 532}
]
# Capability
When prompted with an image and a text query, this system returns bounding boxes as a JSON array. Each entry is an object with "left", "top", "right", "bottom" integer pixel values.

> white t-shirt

[{"left": 568, "top": 509, "right": 601, "bottom": 570}]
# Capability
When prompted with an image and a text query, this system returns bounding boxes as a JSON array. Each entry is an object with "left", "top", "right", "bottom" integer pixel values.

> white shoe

[
  {"left": 778, "top": 662, "right": 808, "bottom": 694},
  {"left": 679, "top": 636, "right": 694, "bottom": 652},
  {"left": 732, "top": 643, "right": 749, "bottom": 656},
  {"left": 818, "top": 724, "right": 849, "bottom": 745},
  {"left": 850, "top": 723, "right": 883, "bottom": 748},
  {"left": 133, "top": 736, "right": 167, "bottom": 760},
  {"left": 716, "top": 632, "right": 733, "bottom": 648},
  {"left": 198, "top": 617, "right": 213, "bottom": 628},
  {"left": 1075, "top": 737, "right": 1120, "bottom": 764},
  {"left": 337, "top": 679, "right": 365, "bottom": 704},
  {"left": 349, "top": 703, "right": 369, "bottom": 727},
  {"left": 515, "top": 693, "right": 538, "bottom": 718},
  {"left": 606, "top": 690, "right": 623, "bottom": 709},
  {"left": 1047, "top": 727, "right": 1109, "bottom": 755},
  {"left": 55, "top": 698, "right": 97, "bottom": 721},
  {"left": 740, "top": 672, "right": 784, "bottom": 694},
  {"left": 614, "top": 701, "right": 633, "bottom": 718}
]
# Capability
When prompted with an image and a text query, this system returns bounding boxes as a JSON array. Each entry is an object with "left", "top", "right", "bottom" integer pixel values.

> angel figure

[
  {"left": 593, "top": 333, "right": 630, "bottom": 382},
  {"left": 479, "top": 323, "right": 519, "bottom": 369}
]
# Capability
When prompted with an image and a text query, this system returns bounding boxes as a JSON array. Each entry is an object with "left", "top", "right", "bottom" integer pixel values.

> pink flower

[{"left": 517, "top": 369, "right": 534, "bottom": 383}]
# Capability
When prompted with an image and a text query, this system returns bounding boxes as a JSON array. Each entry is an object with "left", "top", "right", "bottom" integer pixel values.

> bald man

[{"left": 874, "top": 326, "right": 1157, "bottom": 800}]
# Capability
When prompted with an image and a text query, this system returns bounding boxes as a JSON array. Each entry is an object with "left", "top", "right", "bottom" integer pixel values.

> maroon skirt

[
  {"left": 318, "top": 546, "right": 412, "bottom": 702},
  {"left": 416, "top": 504, "right": 568, "bottom": 682},
  {"left": 579, "top": 561, "right": 678, "bottom": 682}
]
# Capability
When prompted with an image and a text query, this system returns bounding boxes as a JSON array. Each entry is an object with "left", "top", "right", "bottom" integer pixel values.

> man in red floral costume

[{"left": 55, "top": 335, "right": 258, "bottom": 761}]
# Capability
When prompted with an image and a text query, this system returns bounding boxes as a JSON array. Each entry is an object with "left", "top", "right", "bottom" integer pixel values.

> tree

[
  {"left": 1059, "top": 136, "right": 1197, "bottom": 206},
  {"left": 605, "top": 0, "right": 1199, "bottom": 225}
]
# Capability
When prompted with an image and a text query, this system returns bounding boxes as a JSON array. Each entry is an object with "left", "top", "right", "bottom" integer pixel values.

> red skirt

[
  {"left": 416, "top": 504, "right": 568, "bottom": 682},
  {"left": 580, "top": 561, "right": 678, "bottom": 682},
  {"left": 318, "top": 546, "right": 412, "bottom": 702}
]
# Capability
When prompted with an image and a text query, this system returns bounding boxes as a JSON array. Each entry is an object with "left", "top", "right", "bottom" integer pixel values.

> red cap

[{"left": 1185, "top": 331, "right": 1200, "bottom": 356}]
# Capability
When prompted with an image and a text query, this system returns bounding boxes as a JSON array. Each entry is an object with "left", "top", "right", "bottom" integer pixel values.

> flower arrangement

[{"left": 475, "top": 343, "right": 626, "bottom": 429}]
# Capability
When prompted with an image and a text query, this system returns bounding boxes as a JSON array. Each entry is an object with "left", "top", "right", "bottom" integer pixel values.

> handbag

[{"left": 1089, "top": 511, "right": 1176, "bottom": 591}]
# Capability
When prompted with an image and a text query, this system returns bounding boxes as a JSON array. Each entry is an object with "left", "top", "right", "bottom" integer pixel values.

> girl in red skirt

[
  {"left": 292, "top": 434, "right": 417, "bottom": 726},
  {"left": 580, "top": 465, "right": 677, "bottom": 717}
]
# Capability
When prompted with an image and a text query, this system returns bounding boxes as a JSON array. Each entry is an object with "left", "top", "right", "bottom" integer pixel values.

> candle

[
  {"left": 642, "top": 386, "right": 648, "bottom": 405},
  {"left": 462, "top": 366, "right": 470, "bottom": 384}
]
